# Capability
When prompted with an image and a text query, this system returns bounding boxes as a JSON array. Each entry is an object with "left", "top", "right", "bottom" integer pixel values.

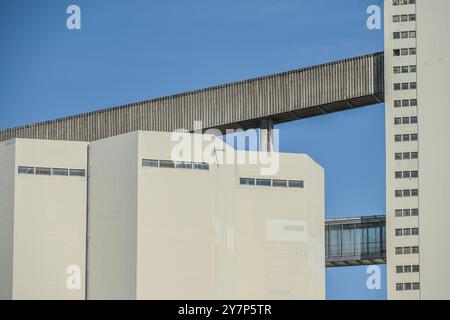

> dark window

[
  {"left": 395, "top": 209, "right": 403, "bottom": 217},
  {"left": 395, "top": 229, "right": 403, "bottom": 236},
  {"left": 403, "top": 152, "right": 411, "bottom": 159},
  {"left": 411, "top": 152, "right": 418, "bottom": 159},
  {"left": 395, "top": 247, "right": 403, "bottom": 255},
  {"left": 240, "top": 178, "right": 255, "bottom": 186},
  {"left": 404, "top": 247, "right": 411, "bottom": 254},
  {"left": 159, "top": 160, "right": 175, "bottom": 168},
  {"left": 403, "top": 209, "right": 411, "bottom": 216},
  {"left": 404, "top": 283, "right": 412, "bottom": 291},
  {"left": 18, "top": 166, "right": 34, "bottom": 174},
  {"left": 412, "top": 265, "right": 420, "bottom": 272},
  {"left": 393, "top": 49, "right": 400, "bottom": 56},
  {"left": 142, "top": 159, "right": 158, "bottom": 167},
  {"left": 36, "top": 167, "right": 51, "bottom": 176},
  {"left": 412, "top": 189, "right": 419, "bottom": 196},
  {"left": 175, "top": 161, "right": 192, "bottom": 169},
  {"left": 395, "top": 171, "right": 403, "bottom": 179},
  {"left": 394, "top": 118, "right": 402, "bottom": 125},
  {"left": 411, "top": 228, "right": 419, "bottom": 235},
  {"left": 396, "top": 266, "right": 404, "bottom": 273},
  {"left": 395, "top": 190, "right": 403, "bottom": 197},
  {"left": 272, "top": 179, "right": 288, "bottom": 187},
  {"left": 411, "top": 208, "right": 419, "bottom": 216},
  {"left": 411, "top": 116, "right": 418, "bottom": 124},
  {"left": 413, "top": 282, "right": 420, "bottom": 290},
  {"left": 69, "top": 169, "right": 86, "bottom": 177},
  {"left": 193, "top": 162, "right": 209, "bottom": 170},
  {"left": 403, "top": 189, "right": 411, "bottom": 197},
  {"left": 395, "top": 153, "right": 402, "bottom": 160},
  {"left": 256, "top": 178, "right": 271, "bottom": 186},
  {"left": 288, "top": 180, "right": 304, "bottom": 188},
  {"left": 52, "top": 168, "right": 69, "bottom": 176},
  {"left": 393, "top": 32, "right": 401, "bottom": 39},
  {"left": 412, "top": 246, "right": 419, "bottom": 254},
  {"left": 404, "top": 265, "right": 412, "bottom": 273},
  {"left": 409, "top": 65, "right": 417, "bottom": 73},
  {"left": 403, "top": 228, "right": 411, "bottom": 236},
  {"left": 394, "top": 100, "right": 401, "bottom": 108},
  {"left": 396, "top": 283, "right": 403, "bottom": 291}
]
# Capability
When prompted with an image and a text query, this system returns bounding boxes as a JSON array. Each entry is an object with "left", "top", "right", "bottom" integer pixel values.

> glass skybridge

[{"left": 325, "top": 215, "right": 386, "bottom": 267}]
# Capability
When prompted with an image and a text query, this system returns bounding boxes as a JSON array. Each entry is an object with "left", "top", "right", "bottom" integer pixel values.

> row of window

[
  {"left": 394, "top": 99, "right": 417, "bottom": 108},
  {"left": 395, "top": 189, "right": 419, "bottom": 197},
  {"left": 395, "top": 208, "right": 419, "bottom": 217},
  {"left": 240, "top": 177, "right": 304, "bottom": 188},
  {"left": 394, "top": 116, "right": 417, "bottom": 125},
  {"left": 393, "top": 65, "right": 416, "bottom": 74},
  {"left": 393, "top": 31, "right": 416, "bottom": 39},
  {"left": 142, "top": 159, "right": 209, "bottom": 170},
  {"left": 18, "top": 166, "right": 85, "bottom": 177},
  {"left": 394, "top": 82, "right": 417, "bottom": 91},
  {"left": 394, "top": 133, "right": 418, "bottom": 142},
  {"left": 396, "top": 265, "right": 420, "bottom": 273},
  {"left": 395, "top": 152, "right": 418, "bottom": 160},
  {"left": 393, "top": 0, "right": 415, "bottom": 5},
  {"left": 395, "top": 227, "right": 419, "bottom": 236},
  {"left": 395, "top": 170, "right": 418, "bottom": 179},
  {"left": 395, "top": 246, "right": 419, "bottom": 255},
  {"left": 393, "top": 14, "right": 416, "bottom": 23},
  {"left": 396, "top": 283, "right": 420, "bottom": 291},
  {"left": 393, "top": 48, "right": 416, "bottom": 56}
]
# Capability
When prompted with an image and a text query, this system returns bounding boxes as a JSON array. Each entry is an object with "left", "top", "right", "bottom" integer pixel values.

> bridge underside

[
  {"left": 325, "top": 215, "right": 386, "bottom": 268},
  {"left": 0, "top": 52, "right": 384, "bottom": 142}
]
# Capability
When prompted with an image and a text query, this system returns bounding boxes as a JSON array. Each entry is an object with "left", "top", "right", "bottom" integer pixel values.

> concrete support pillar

[{"left": 259, "top": 118, "right": 274, "bottom": 152}]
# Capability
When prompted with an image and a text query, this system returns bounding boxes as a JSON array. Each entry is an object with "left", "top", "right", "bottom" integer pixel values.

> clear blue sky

[{"left": 0, "top": 0, "right": 386, "bottom": 299}]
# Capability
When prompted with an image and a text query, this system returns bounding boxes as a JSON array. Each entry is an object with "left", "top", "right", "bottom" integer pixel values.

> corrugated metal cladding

[{"left": 0, "top": 52, "right": 384, "bottom": 143}]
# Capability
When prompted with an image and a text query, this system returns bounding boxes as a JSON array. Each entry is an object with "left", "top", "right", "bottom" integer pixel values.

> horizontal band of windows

[
  {"left": 393, "top": 48, "right": 416, "bottom": 56},
  {"left": 395, "top": 170, "right": 418, "bottom": 179},
  {"left": 17, "top": 166, "right": 85, "bottom": 177},
  {"left": 394, "top": 133, "right": 418, "bottom": 142},
  {"left": 395, "top": 189, "right": 419, "bottom": 197},
  {"left": 394, "top": 116, "right": 417, "bottom": 125},
  {"left": 395, "top": 227, "right": 419, "bottom": 236},
  {"left": 392, "top": 14, "right": 416, "bottom": 23},
  {"left": 394, "top": 152, "right": 418, "bottom": 160},
  {"left": 395, "top": 246, "right": 419, "bottom": 255},
  {"left": 394, "top": 82, "right": 417, "bottom": 91},
  {"left": 393, "top": 31, "right": 416, "bottom": 39},
  {"left": 396, "top": 282, "right": 420, "bottom": 291},
  {"left": 393, "top": 65, "right": 416, "bottom": 74},
  {"left": 240, "top": 177, "right": 304, "bottom": 189},
  {"left": 393, "top": 99, "right": 417, "bottom": 108},
  {"left": 393, "top": 0, "right": 416, "bottom": 5},
  {"left": 395, "top": 208, "right": 419, "bottom": 217},
  {"left": 142, "top": 159, "right": 209, "bottom": 170},
  {"left": 396, "top": 265, "right": 420, "bottom": 273}
]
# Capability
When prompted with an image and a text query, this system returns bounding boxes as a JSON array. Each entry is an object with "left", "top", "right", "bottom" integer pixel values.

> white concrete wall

[
  {"left": 416, "top": 0, "right": 450, "bottom": 300},
  {"left": 87, "top": 132, "right": 139, "bottom": 299},
  {"left": 0, "top": 140, "right": 16, "bottom": 300},
  {"left": 0, "top": 139, "right": 88, "bottom": 300}
]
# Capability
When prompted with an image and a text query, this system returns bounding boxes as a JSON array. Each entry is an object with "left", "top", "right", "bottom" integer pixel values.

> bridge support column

[{"left": 259, "top": 118, "right": 273, "bottom": 152}]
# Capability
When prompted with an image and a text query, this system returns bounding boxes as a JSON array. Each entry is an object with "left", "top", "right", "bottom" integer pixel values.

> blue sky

[{"left": 0, "top": 0, "right": 386, "bottom": 299}]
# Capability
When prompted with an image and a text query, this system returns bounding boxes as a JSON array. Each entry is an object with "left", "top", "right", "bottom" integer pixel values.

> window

[
  {"left": 240, "top": 178, "right": 255, "bottom": 186},
  {"left": 395, "top": 209, "right": 403, "bottom": 217},
  {"left": 401, "top": 48, "right": 409, "bottom": 55},
  {"left": 402, "top": 83, "right": 409, "bottom": 90},
  {"left": 175, "top": 161, "right": 192, "bottom": 169},
  {"left": 393, "top": 0, "right": 399, "bottom": 5},
  {"left": 402, "top": 99, "right": 410, "bottom": 107},
  {"left": 403, "top": 134, "right": 410, "bottom": 141},
  {"left": 411, "top": 134, "right": 418, "bottom": 141},
  {"left": 411, "top": 228, "right": 419, "bottom": 235},
  {"left": 288, "top": 180, "right": 304, "bottom": 188},
  {"left": 412, "top": 265, "right": 420, "bottom": 272},
  {"left": 395, "top": 153, "right": 402, "bottom": 160},
  {"left": 393, "top": 49, "right": 400, "bottom": 56},
  {"left": 193, "top": 162, "right": 209, "bottom": 170},
  {"left": 410, "top": 82, "right": 417, "bottom": 89},
  {"left": 395, "top": 190, "right": 403, "bottom": 197},
  {"left": 401, "top": 31, "right": 408, "bottom": 39},
  {"left": 403, "top": 171, "right": 410, "bottom": 178},
  {"left": 256, "top": 178, "right": 271, "bottom": 186},
  {"left": 395, "top": 247, "right": 403, "bottom": 255},
  {"left": 401, "top": 15, "right": 408, "bottom": 22},
  {"left": 411, "top": 152, "right": 418, "bottom": 159},
  {"left": 396, "top": 283, "right": 403, "bottom": 291},
  {"left": 411, "top": 208, "right": 419, "bottom": 216},
  {"left": 404, "top": 283, "right": 412, "bottom": 291},
  {"left": 272, "top": 179, "right": 288, "bottom": 187},
  {"left": 403, "top": 209, "right": 411, "bottom": 216},
  {"left": 409, "top": 31, "right": 416, "bottom": 38},
  {"left": 409, "top": 48, "right": 416, "bottom": 55},
  {"left": 69, "top": 169, "right": 86, "bottom": 177},
  {"left": 393, "top": 15, "right": 400, "bottom": 22},
  {"left": 36, "top": 167, "right": 51, "bottom": 176},
  {"left": 403, "top": 152, "right": 411, "bottom": 159},
  {"left": 394, "top": 100, "right": 401, "bottom": 108},
  {"left": 395, "top": 171, "right": 402, "bottom": 179},
  {"left": 412, "top": 246, "right": 419, "bottom": 254},
  {"left": 394, "top": 83, "right": 401, "bottom": 91},
  {"left": 411, "top": 116, "right": 418, "bottom": 124},
  {"left": 411, "top": 189, "right": 419, "bottom": 196},
  {"left": 395, "top": 229, "right": 403, "bottom": 236},
  {"left": 410, "top": 99, "right": 417, "bottom": 106},
  {"left": 18, "top": 166, "right": 34, "bottom": 174},
  {"left": 411, "top": 170, "right": 418, "bottom": 178},
  {"left": 393, "top": 32, "right": 401, "bottom": 39},
  {"left": 52, "top": 168, "right": 69, "bottom": 176},
  {"left": 403, "top": 247, "right": 411, "bottom": 254},
  {"left": 402, "top": 117, "right": 410, "bottom": 124},
  {"left": 402, "top": 66, "right": 409, "bottom": 73},
  {"left": 404, "top": 265, "right": 412, "bottom": 273},
  {"left": 409, "top": 65, "right": 417, "bottom": 73},
  {"left": 403, "top": 228, "right": 411, "bottom": 236},
  {"left": 413, "top": 282, "right": 420, "bottom": 290},
  {"left": 394, "top": 66, "right": 401, "bottom": 73},
  {"left": 409, "top": 14, "right": 416, "bottom": 21},
  {"left": 396, "top": 266, "right": 404, "bottom": 273},
  {"left": 159, "top": 160, "right": 175, "bottom": 168},
  {"left": 394, "top": 118, "right": 402, "bottom": 125},
  {"left": 403, "top": 189, "right": 411, "bottom": 197},
  {"left": 142, "top": 159, "right": 158, "bottom": 167},
  {"left": 395, "top": 135, "right": 402, "bottom": 142}
]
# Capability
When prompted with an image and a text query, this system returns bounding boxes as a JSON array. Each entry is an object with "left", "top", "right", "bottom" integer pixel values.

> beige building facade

[
  {"left": 385, "top": 0, "right": 450, "bottom": 299},
  {"left": 0, "top": 131, "right": 325, "bottom": 300}
]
